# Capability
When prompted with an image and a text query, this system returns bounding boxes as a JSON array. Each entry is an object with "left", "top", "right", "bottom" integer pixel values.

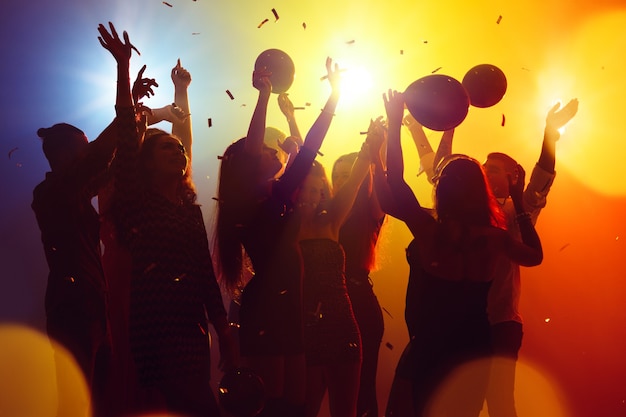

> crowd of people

[{"left": 32, "top": 22, "right": 577, "bottom": 417}]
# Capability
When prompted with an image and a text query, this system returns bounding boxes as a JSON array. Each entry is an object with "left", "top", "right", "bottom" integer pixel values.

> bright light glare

[{"left": 339, "top": 66, "right": 373, "bottom": 106}]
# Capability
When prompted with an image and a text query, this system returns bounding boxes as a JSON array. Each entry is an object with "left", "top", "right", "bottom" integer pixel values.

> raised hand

[
  {"left": 97, "top": 22, "right": 139, "bottom": 64},
  {"left": 383, "top": 89, "right": 405, "bottom": 125},
  {"left": 171, "top": 59, "right": 192, "bottom": 90},
  {"left": 132, "top": 65, "right": 158, "bottom": 103},
  {"left": 278, "top": 93, "right": 295, "bottom": 120},
  {"left": 324, "top": 57, "right": 341, "bottom": 94},
  {"left": 546, "top": 98, "right": 579, "bottom": 136},
  {"left": 365, "top": 116, "right": 386, "bottom": 157},
  {"left": 252, "top": 67, "right": 272, "bottom": 95}
]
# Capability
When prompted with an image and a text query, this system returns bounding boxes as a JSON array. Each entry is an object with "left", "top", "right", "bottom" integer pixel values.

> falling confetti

[
  {"left": 496, "top": 15, "right": 502, "bottom": 24},
  {"left": 305, "top": 102, "right": 311, "bottom": 106},
  {"left": 423, "top": 40, "right": 428, "bottom": 44},
  {"left": 258, "top": 18, "right": 269, "bottom": 28},
  {"left": 501, "top": 114, "right": 506, "bottom": 126},
  {"left": 7, "top": 147, "right": 18, "bottom": 159},
  {"left": 192, "top": 32, "right": 200, "bottom": 35},
  {"left": 382, "top": 307, "right": 394, "bottom": 319},
  {"left": 226, "top": 90, "right": 234, "bottom": 100},
  {"left": 400, "top": 49, "right": 404, "bottom": 55},
  {"left": 271, "top": 8, "right": 279, "bottom": 21},
  {"left": 293, "top": 106, "right": 305, "bottom": 110},
  {"left": 162, "top": 1, "right": 173, "bottom": 7},
  {"left": 544, "top": 318, "right": 551, "bottom": 323},
  {"left": 346, "top": 39, "right": 355, "bottom": 44},
  {"left": 302, "top": 22, "right": 307, "bottom": 30},
  {"left": 431, "top": 66, "right": 442, "bottom": 73},
  {"left": 385, "top": 342, "right": 394, "bottom": 350},
  {"left": 208, "top": 118, "right": 212, "bottom": 127},
  {"left": 559, "top": 243, "right": 571, "bottom": 251}
]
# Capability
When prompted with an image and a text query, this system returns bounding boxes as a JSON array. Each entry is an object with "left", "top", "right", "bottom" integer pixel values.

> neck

[{"left": 152, "top": 176, "right": 182, "bottom": 204}]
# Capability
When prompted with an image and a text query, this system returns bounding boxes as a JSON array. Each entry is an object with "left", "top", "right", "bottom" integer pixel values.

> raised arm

[
  {"left": 366, "top": 117, "right": 400, "bottom": 217},
  {"left": 537, "top": 98, "right": 579, "bottom": 174},
  {"left": 171, "top": 59, "right": 193, "bottom": 160},
  {"left": 299, "top": 57, "right": 340, "bottom": 154},
  {"left": 244, "top": 68, "right": 272, "bottom": 156},
  {"left": 327, "top": 143, "right": 371, "bottom": 236},
  {"left": 278, "top": 93, "right": 303, "bottom": 146},
  {"left": 506, "top": 164, "right": 543, "bottom": 266}
]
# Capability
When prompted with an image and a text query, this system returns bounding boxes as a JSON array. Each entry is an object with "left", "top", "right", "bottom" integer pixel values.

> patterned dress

[{"left": 110, "top": 108, "right": 227, "bottom": 386}]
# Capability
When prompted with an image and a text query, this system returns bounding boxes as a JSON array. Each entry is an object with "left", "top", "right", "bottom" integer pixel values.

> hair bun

[{"left": 37, "top": 128, "right": 48, "bottom": 138}]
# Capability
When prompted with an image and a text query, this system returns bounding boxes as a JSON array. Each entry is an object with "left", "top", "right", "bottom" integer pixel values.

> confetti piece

[
  {"left": 400, "top": 49, "right": 404, "bottom": 55},
  {"left": 501, "top": 114, "right": 506, "bottom": 126},
  {"left": 382, "top": 307, "right": 394, "bottom": 319},
  {"left": 385, "top": 342, "right": 394, "bottom": 350},
  {"left": 271, "top": 8, "right": 279, "bottom": 21},
  {"left": 258, "top": 18, "right": 269, "bottom": 28},
  {"left": 302, "top": 22, "right": 307, "bottom": 29},
  {"left": 192, "top": 32, "right": 200, "bottom": 35},
  {"left": 208, "top": 118, "right": 212, "bottom": 127},
  {"left": 162, "top": 1, "right": 173, "bottom": 7},
  {"left": 360, "top": 131, "right": 368, "bottom": 135},
  {"left": 423, "top": 40, "right": 428, "bottom": 44},
  {"left": 8, "top": 147, "right": 18, "bottom": 159},
  {"left": 521, "top": 67, "right": 531, "bottom": 71},
  {"left": 293, "top": 106, "right": 305, "bottom": 110},
  {"left": 305, "top": 102, "right": 311, "bottom": 106},
  {"left": 198, "top": 323, "right": 206, "bottom": 335},
  {"left": 226, "top": 90, "right": 234, "bottom": 100},
  {"left": 431, "top": 66, "right": 442, "bottom": 73},
  {"left": 544, "top": 318, "right": 551, "bottom": 323},
  {"left": 559, "top": 243, "right": 570, "bottom": 251},
  {"left": 346, "top": 39, "right": 355, "bottom": 44},
  {"left": 496, "top": 15, "right": 502, "bottom": 24}
]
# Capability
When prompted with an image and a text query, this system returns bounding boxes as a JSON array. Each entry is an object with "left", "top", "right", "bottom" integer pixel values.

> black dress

[
  {"left": 400, "top": 239, "right": 492, "bottom": 416},
  {"left": 300, "top": 238, "right": 361, "bottom": 366},
  {"left": 236, "top": 146, "right": 318, "bottom": 356}
]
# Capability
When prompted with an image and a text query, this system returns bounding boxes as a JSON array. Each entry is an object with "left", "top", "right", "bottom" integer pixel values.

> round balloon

[
  {"left": 404, "top": 74, "right": 470, "bottom": 131},
  {"left": 254, "top": 49, "right": 295, "bottom": 94},
  {"left": 462, "top": 64, "right": 507, "bottom": 108},
  {"left": 219, "top": 368, "right": 265, "bottom": 417}
]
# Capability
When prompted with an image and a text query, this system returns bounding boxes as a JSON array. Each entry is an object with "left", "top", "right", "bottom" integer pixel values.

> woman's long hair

[
  {"left": 213, "top": 138, "right": 259, "bottom": 292},
  {"left": 434, "top": 155, "right": 505, "bottom": 229}
]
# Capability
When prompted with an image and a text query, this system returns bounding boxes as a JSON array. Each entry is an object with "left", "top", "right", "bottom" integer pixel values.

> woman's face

[
  {"left": 150, "top": 136, "right": 189, "bottom": 178},
  {"left": 259, "top": 144, "right": 283, "bottom": 180},
  {"left": 331, "top": 159, "right": 352, "bottom": 194},
  {"left": 296, "top": 174, "right": 325, "bottom": 212}
]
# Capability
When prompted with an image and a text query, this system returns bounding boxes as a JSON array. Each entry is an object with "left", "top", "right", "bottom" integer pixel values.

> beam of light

[{"left": 550, "top": 10, "right": 626, "bottom": 196}]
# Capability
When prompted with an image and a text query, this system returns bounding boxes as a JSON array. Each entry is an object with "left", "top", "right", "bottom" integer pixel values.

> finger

[
  {"left": 177, "top": 58, "right": 181, "bottom": 69},
  {"left": 136, "top": 64, "right": 146, "bottom": 80},
  {"left": 129, "top": 40, "right": 141, "bottom": 56},
  {"left": 108, "top": 22, "right": 119, "bottom": 40},
  {"left": 97, "top": 37, "right": 109, "bottom": 50}
]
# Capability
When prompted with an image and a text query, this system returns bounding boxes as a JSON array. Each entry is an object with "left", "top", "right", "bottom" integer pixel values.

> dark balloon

[
  {"left": 462, "top": 64, "right": 507, "bottom": 108},
  {"left": 404, "top": 74, "right": 470, "bottom": 131},
  {"left": 219, "top": 368, "right": 265, "bottom": 417},
  {"left": 254, "top": 49, "right": 295, "bottom": 94}
]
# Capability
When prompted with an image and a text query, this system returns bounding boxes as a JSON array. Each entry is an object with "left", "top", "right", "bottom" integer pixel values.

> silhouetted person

[{"left": 374, "top": 90, "right": 543, "bottom": 417}]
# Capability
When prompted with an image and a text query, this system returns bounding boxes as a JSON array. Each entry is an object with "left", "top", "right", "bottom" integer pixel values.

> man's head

[
  {"left": 483, "top": 152, "right": 518, "bottom": 198},
  {"left": 38, "top": 123, "right": 88, "bottom": 171}
]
